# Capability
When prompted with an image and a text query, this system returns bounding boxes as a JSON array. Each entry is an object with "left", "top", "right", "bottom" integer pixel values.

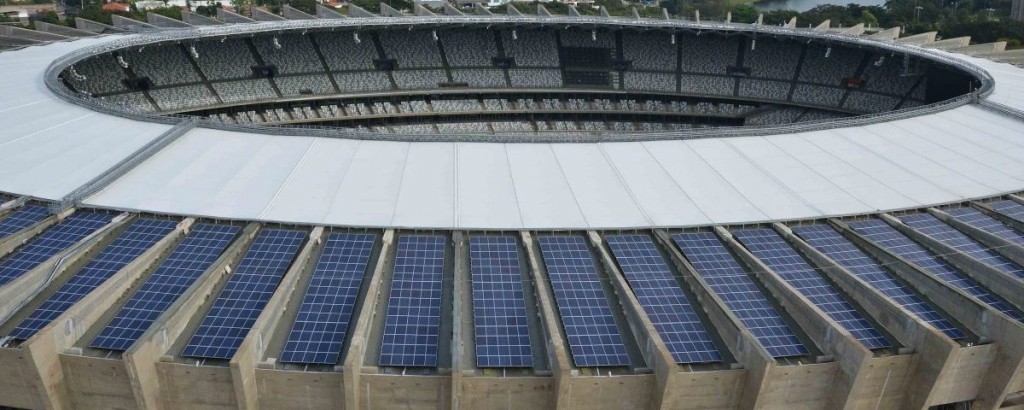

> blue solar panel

[
  {"left": 181, "top": 228, "right": 306, "bottom": 360},
  {"left": 0, "top": 212, "right": 112, "bottom": 287},
  {"left": 0, "top": 205, "right": 49, "bottom": 240},
  {"left": 7, "top": 219, "right": 177, "bottom": 341},
  {"left": 792, "top": 224, "right": 966, "bottom": 340},
  {"left": 900, "top": 213, "right": 1024, "bottom": 280},
  {"left": 469, "top": 236, "right": 535, "bottom": 368},
  {"left": 849, "top": 219, "right": 1024, "bottom": 323},
  {"left": 279, "top": 233, "right": 376, "bottom": 365},
  {"left": 604, "top": 234, "right": 722, "bottom": 364},
  {"left": 672, "top": 232, "right": 809, "bottom": 358},
  {"left": 732, "top": 229, "right": 891, "bottom": 350},
  {"left": 90, "top": 224, "right": 241, "bottom": 351},
  {"left": 538, "top": 235, "right": 631, "bottom": 367},
  {"left": 946, "top": 207, "right": 1024, "bottom": 246},
  {"left": 378, "top": 235, "right": 446, "bottom": 367},
  {"left": 989, "top": 200, "right": 1024, "bottom": 223}
]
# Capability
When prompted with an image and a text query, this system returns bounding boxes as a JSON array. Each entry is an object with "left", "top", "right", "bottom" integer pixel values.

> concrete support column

[
  {"left": 833, "top": 219, "right": 1024, "bottom": 409},
  {"left": 451, "top": 231, "right": 469, "bottom": 410},
  {"left": 720, "top": 226, "right": 891, "bottom": 409},
  {"left": 519, "top": 231, "right": 573, "bottom": 410},
  {"left": 651, "top": 230, "right": 775, "bottom": 410},
  {"left": 232, "top": 227, "right": 324, "bottom": 410},
  {"left": 587, "top": 231, "right": 678, "bottom": 410},
  {"left": 777, "top": 222, "right": 958, "bottom": 410},
  {"left": 343, "top": 229, "right": 395, "bottom": 410},
  {"left": 973, "top": 201, "right": 1024, "bottom": 236}
]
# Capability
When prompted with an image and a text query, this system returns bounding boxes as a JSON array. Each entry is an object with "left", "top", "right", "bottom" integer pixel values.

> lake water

[{"left": 754, "top": 0, "right": 886, "bottom": 12}]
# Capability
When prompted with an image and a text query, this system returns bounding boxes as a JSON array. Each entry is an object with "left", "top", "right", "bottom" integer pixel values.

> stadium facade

[{"left": 1, "top": 7, "right": 1024, "bottom": 410}]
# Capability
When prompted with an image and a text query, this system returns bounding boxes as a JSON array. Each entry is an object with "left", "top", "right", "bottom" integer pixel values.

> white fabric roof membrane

[
  {"left": 0, "top": 36, "right": 174, "bottom": 200},
  {"left": 1, "top": 36, "right": 1023, "bottom": 229}
]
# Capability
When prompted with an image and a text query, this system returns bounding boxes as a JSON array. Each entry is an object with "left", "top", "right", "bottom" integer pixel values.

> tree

[{"left": 288, "top": 0, "right": 316, "bottom": 14}]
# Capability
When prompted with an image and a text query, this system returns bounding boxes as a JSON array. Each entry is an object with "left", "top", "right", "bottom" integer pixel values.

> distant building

[{"left": 1013, "top": 0, "right": 1024, "bottom": 21}]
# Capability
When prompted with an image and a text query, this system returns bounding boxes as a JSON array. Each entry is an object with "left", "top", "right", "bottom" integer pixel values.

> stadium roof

[{"left": 3, "top": 20, "right": 1024, "bottom": 230}]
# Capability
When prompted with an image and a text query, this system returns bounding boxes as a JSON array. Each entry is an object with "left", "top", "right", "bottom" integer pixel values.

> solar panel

[
  {"left": 791, "top": 224, "right": 966, "bottom": 340},
  {"left": 90, "top": 224, "right": 241, "bottom": 351},
  {"left": 378, "top": 235, "right": 446, "bottom": 367},
  {"left": 605, "top": 234, "right": 722, "bottom": 364},
  {"left": 181, "top": 228, "right": 306, "bottom": 360},
  {"left": 849, "top": 219, "right": 1024, "bottom": 323},
  {"left": 538, "top": 235, "right": 631, "bottom": 367},
  {"left": 732, "top": 229, "right": 891, "bottom": 350},
  {"left": 469, "top": 236, "right": 535, "bottom": 368},
  {"left": 0, "top": 205, "right": 49, "bottom": 240},
  {"left": 7, "top": 219, "right": 177, "bottom": 341},
  {"left": 900, "top": 213, "right": 1024, "bottom": 280},
  {"left": 279, "top": 233, "right": 376, "bottom": 365},
  {"left": 989, "top": 200, "right": 1024, "bottom": 223},
  {"left": 0, "top": 212, "right": 113, "bottom": 287},
  {"left": 945, "top": 207, "right": 1024, "bottom": 246},
  {"left": 672, "top": 232, "right": 809, "bottom": 358}
]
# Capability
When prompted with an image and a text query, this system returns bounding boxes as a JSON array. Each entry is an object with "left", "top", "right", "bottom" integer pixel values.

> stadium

[{"left": 1, "top": 4, "right": 1024, "bottom": 409}]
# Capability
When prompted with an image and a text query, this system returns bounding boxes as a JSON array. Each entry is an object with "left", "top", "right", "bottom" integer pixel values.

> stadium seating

[
  {"left": 501, "top": 29, "right": 559, "bottom": 67},
  {"left": 333, "top": 72, "right": 392, "bottom": 93},
  {"left": 193, "top": 39, "right": 256, "bottom": 80},
  {"left": 121, "top": 45, "right": 201, "bottom": 86},
  {"left": 213, "top": 79, "right": 277, "bottom": 103},
  {"left": 380, "top": 31, "right": 443, "bottom": 68},
  {"left": 508, "top": 69, "right": 562, "bottom": 88},
  {"left": 623, "top": 32, "right": 677, "bottom": 71},
  {"left": 253, "top": 34, "right": 323, "bottom": 74},
  {"left": 150, "top": 85, "right": 218, "bottom": 110},
  {"left": 70, "top": 55, "right": 128, "bottom": 95},
  {"left": 314, "top": 32, "right": 378, "bottom": 71},
  {"left": 624, "top": 72, "right": 676, "bottom": 92},
  {"left": 275, "top": 75, "right": 335, "bottom": 96},
  {"left": 393, "top": 69, "right": 448, "bottom": 89},
  {"left": 439, "top": 29, "right": 497, "bottom": 67},
  {"left": 451, "top": 69, "right": 506, "bottom": 88}
]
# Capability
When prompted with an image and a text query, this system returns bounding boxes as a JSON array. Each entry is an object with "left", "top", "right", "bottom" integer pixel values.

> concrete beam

[
  {"left": 588, "top": 231, "right": 678, "bottom": 410},
  {"left": 0, "top": 207, "right": 67, "bottom": 261},
  {"left": 813, "top": 19, "right": 830, "bottom": 31},
  {"left": 451, "top": 232, "right": 468, "bottom": 409},
  {"left": 0, "top": 214, "right": 176, "bottom": 410},
  {"left": 723, "top": 225, "right": 906, "bottom": 409},
  {"left": 251, "top": 7, "right": 286, "bottom": 21},
  {"left": 232, "top": 227, "right": 323, "bottom": 410},
  {"left": 867, "top": 27, "right": 900, "bottom": 40},
  {"left": 519, "top": 231, "right": 573, "bottom": 409},
  {"left": 443, "top": 2, "right": 464, "bottom": 16},
  {"left": 181, "top": 10, "right": 224, "bottom": 25},
  {"left": 895, "top": 31, "right": 937, "bottom": 45},
  {"left": 833, "top": 219, "right": 1024, "bottom": 409},
  {"left": 146, "top": 12, "right": 192, "bottom": 28},
  {"left": 927, "top": 208, "right": 1024, "bottom": 267},
  {"left": 878, "top": 213, "right": 1024, "bottom": 311},
  {"left": 73, "top": 18, "right": 125, "bottom": 34},
  {"left": 126, "top": 223, "right": 258, "bottom": 410},
  {"left": 111, "top": 15, "right": 156, "bottom": 31},
  {"left": 922, "top": 36, "right": 971, "bottom": 50},
  {"left": 34, "top": 21, "right": 97, "bottom": 37},
  {"left": 473, "top": 3, "right": 493, "bottom": 16},
  {"left": 0, "top": 211, "right": 127, "bottom": 326},
  {"left": 949, "top": 41, "right": 1007, "bottom": 55},
  {"left": 974, "top": 201, "right": 1024, "bottom": 234},
  {"left": 343, "top": 229, "right": 395, "bottom": 410},
  {"left": 217, "top": 8, "right": 256, "bottom": 23},
  {"left": 651, "top": 230, "right": 774, "bottom": 410},
  {"left": 315, "top": 4, "right": 348, "bottom": 19},
  {"left": 153, "top": 224, "right": 266, "bottom": 409},
  {"left": 841, "top": 23, "right": 865, "bottom": 36},
  {"left": 779, "top": 222, "right": 961, "bottom": 409},
  {"left": 281, "top": 5, "right": 317, "bottom": 19}
]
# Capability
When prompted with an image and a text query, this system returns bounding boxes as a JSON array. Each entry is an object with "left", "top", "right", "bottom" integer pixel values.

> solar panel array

[
  {"left": 731, "top": 229, "right": 891, "bottom": 350},
  {"left": 672, "top": 232, "right": 809, "bottom": 358},
  {"left": 279, "top": 233, "right": 376, "bottom": 365},
  {"left": 792, "top": 224, "right": 966, "bottom": 340},
  {"left": 945, "top": 207, "right": 1024, "bottom": 246},
  {"left": 0, "top": 212, "right": 112, "bottom": 286},
  {"left": 900, "top": 213, "right": 1024, "bottom": 280},
  {"left": 605, "top": 234, "right": 722, "bottom": 364},
  {"left": 90, "top": 224, "right": 241, "bottom": 351},
  {"left": 7, "top": 219, "right": 177, "bottom": 341},
  {"left": 989, "top": 200, "right": 1024, "bottom": 223},
  {"left": 538, "top": 235, "right": 631, "bottom": 367},
  {"left": 849, "top": 219, "right": 1024, "bottom": 323},
  {"left": 181, "top": 228, "right": 306, "bottom": 360},
  {"left": 0, "top": 205, "right": 49, "bottom": 239},
  {"left": 469, "top": 236, "right": 535, "bottom": 368},
  {"left": 378, "top": 235, "right": 446, "bottom": 367}
]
